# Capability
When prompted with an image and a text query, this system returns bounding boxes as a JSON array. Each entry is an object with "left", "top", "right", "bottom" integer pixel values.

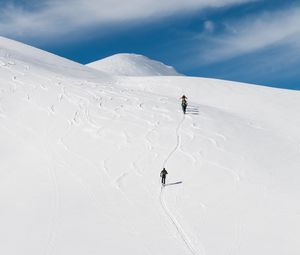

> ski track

[
  {"left": 41, "top": 116, "right": 64, "bottom": 255},
  {"left": 159, "top": 113, "right": 201, "bottom": 255},
  {"left": 44, "top": 162, "right": 60, "bottom": 255},
  {"left": 160, "top": 188, "right": 199, "bottom": 255},
  {"left": 162, "top": 115, "right": 185, "bottom": 168}
]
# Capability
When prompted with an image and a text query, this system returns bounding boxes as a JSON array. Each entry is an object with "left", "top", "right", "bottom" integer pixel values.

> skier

[
  {"left": 180, "top": 95, "right": 188, "bottom": 114},
  {"left": 160, "top": 168, "right": 168, "bottom": 185}
]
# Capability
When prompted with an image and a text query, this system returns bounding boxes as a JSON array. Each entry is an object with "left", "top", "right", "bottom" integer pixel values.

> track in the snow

[{"left": 160, "top": 114, "right": 200, "bottom": 255}]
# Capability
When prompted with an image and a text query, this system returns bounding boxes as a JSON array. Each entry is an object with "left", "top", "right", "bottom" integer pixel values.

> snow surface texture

[
  {"left": 1, "top": 36, "right": 300, "bottom": 255},
  {"left": 87, "top": 53, "right": 181, "bottom": 76}
]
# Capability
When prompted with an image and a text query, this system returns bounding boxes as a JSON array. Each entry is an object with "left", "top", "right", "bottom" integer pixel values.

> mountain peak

[{"left": 86, "top": 53, "right": 182, "bottom": 76}]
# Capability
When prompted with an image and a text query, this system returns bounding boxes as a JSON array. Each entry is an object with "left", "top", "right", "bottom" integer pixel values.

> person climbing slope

[
  {"left": 180, "top": 95, "right": 188, "bottom": 114},
  {"left": 160, "top": 168, "right": 168, "bottom": 185}
]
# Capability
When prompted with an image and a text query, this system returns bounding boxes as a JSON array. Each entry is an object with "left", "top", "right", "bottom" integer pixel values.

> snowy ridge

[
  {"left": 1, "top": 37, "right": 300, "bottom": 255},
  {"left": 0, "top": 36, "right": 111, "bottom": 80},
  {"left": 87, "top": 53, "right": 181, "bottom": 76}
]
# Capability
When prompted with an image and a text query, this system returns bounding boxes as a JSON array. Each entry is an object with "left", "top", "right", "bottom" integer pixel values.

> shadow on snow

[
  {"left": 164, "top": 181, "right": 183, "bottom": 187},
  {"left": 185, "top": 105, "right": 199, "bottom": 115}
]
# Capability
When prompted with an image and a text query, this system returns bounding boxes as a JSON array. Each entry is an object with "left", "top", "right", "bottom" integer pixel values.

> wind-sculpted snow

[{"left": 1, "top": 37, "right": 300, "bottom": 255}]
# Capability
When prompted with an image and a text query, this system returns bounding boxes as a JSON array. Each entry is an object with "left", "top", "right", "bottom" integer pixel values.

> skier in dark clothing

[
  {"left": 181, "top": 100, "right": 187, "bottom": 114},
  {"left": 180, "top": 95, "right": 188, "bottom": 114},
  {"left": 160, "top": 168, "right": 168, "bottom": 185}
]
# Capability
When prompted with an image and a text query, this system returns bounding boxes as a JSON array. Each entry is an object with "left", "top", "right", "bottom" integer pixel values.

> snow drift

[
  {"left": 1, "top": 36, "right": 300, "bottom": 255},
  {"left": 87, "top": 53, "right": 181, "bottom": 76}
]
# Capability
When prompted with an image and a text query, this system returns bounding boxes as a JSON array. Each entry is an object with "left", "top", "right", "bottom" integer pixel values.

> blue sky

[{"left": 1, "top": 0, "right": 300, "bottom": 90}]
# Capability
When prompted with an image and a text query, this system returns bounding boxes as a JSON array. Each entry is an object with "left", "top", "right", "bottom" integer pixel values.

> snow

[
  {"left": 1, "top": 36, "right": 300, "bottom": 255},
  {"left": 87, "top": 53, "right": 181, "bottom": 76}
]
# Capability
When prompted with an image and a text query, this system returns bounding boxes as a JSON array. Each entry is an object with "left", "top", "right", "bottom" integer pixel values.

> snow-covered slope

[
  {"left": 0, "top": 37, "right": 111, "bottom": 81},
  {"left": 1, "top": 37, "right": 300, "bottom": 255},
  {"left": 87, "top": 53, "right": 181, "bottom": 76}
]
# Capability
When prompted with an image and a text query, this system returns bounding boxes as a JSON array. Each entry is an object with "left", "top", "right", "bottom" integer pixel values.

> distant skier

[
  {"left": 180, "top": 95, "right": 188, "bottom": 114},
  {"left": 160, "top": 168, "right": 168, "bottom": 185}
]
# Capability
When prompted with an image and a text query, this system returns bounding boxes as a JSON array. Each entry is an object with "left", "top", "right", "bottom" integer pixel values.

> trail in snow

[
  {"left": 162, "top": 115, "right": 185, "bottom": 168},
  {"left": 160, "top": 188, "right": 198, "bottom": 255},
  {"left": 160, "top": 113, "right": 200, "bottom": 255},
  {"left": 44, "top": 162, "right": 60, "bottom": 255},
  {"left": 42, "top": 123, "right": 63, "bottom": 255}
]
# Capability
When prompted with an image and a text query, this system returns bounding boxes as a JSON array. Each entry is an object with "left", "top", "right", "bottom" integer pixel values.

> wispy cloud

[
  {"left": 0, "top": 0, "right": 255, "bottom": 40},
  {"left": 200, "top": 6, "right": 300, "bottom": 63},
  {"left": 204, "top": 21, "right": 215, "bottom": 33}
]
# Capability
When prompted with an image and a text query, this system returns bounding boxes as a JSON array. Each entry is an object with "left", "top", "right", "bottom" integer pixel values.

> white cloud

[
  {"left": 0, "top": 0, "right": 255, "bottom": 40},
  {"left": 200, "top": 6, "right": 300, "bottom": 63},
  {"left": 204, "top": 20, "right": 215, "bottom": 33}
]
